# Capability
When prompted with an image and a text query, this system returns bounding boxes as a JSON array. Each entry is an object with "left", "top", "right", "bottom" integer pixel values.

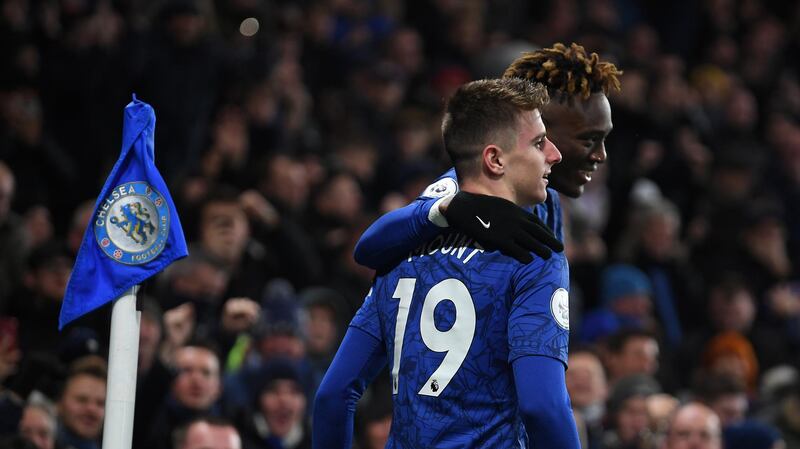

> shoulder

[
  {"left": 349, "top": 286, "right": 383, "bottom": 338},
  {"left": 512, "top": 251, "right": 568, "bottom": 288},
  {"left": 510, "top": 252, "right": 570, "bottom": 320}
]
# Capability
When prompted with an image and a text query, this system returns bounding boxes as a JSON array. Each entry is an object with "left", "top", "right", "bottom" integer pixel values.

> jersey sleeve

[
  {"left": 312, "top": 326, "right": 388, "bottom": 449},
  {"left": 416, "top": 170, "right": 459, "bottom": 200},
  {"left": 352, "top": 169, "right": 459, "bottom": 270},
  {"left": 507, "top": 254, "right": 570, "bottom": 366},
  {"left": 513, "top": 355, "right": 580, "bottom": 448},
  {"left": 348, "top": 287, "right": 383, "bottom": 341}
]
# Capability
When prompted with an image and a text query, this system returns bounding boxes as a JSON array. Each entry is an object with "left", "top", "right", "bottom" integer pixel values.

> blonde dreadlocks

[{"left": 503, "top": 42, "right": 622, "bottom": 101}]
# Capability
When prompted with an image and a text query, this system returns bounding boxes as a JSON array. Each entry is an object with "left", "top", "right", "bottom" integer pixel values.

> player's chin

[
  {"left": 539, "top": 179, "right": 550, "bottom": 201},
  {"left": 550, "top": 176, "right": 585, "bottom": 198},
  {"left": 532, "top": 190, "right": 547, "bottom": 204}
]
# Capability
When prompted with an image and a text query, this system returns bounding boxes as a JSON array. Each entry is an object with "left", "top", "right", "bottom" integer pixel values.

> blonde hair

[{"left": 503, "top": 42, "right": 622, "bottom": 101}]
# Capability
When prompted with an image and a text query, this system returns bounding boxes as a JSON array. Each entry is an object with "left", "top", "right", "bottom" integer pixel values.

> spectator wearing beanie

[
  {"left": 700, "top": 331, "right": 760, "bottom": 396},
  {"left": 236, "top": 359, "right": 310, "bottom": 449},
  {"left": 723, "top": 420, "right": 784, "bottom": 449},
  {"left": 581, "top": 264, "right": 657, "bottom": 344}
]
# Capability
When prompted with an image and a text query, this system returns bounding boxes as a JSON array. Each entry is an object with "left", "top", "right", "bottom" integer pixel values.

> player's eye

[
  {"left": 534, "top": 138, "right": 546, "bottom": 151},
  {"left": 582, "top": 133, "right": 607, "bottom": 149}
]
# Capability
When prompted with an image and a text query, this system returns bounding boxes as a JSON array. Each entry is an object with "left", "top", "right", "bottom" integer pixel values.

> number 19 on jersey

[{"left": 390, "top": 278, "right": 476, "bottom": 397}]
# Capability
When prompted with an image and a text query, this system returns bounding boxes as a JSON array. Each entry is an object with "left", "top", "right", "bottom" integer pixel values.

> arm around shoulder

[{"left": 353, "top": 196, "right": 449, "bottom": 269}]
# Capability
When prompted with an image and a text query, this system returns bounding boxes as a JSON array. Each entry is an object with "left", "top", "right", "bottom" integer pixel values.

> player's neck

[{"left": 459, "top": 178, "right": 522, "bottom": 206}]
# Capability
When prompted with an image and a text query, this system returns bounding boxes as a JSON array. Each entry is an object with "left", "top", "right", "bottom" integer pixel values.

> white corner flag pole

[{"left": 102, "top": 285, "right": 141, "bottom": 449}]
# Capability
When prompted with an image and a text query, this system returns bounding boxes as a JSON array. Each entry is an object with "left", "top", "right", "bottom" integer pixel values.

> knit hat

[
  {"left": 601, "top": 264, "right": 652, "bottom": 306},
  {"left": 253, "top": 359, "right": 303, "bottom": 397},
  {"left": 702, "top": 331, "right": 759, "bottom": 391},
  {"left": 723, "top": 421, "right": 781, "bottom": 449}
]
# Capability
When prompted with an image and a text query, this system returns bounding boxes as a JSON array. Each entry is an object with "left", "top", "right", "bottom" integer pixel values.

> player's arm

[
  {"left": 312, "top": 326, "right": 387, "bottom": 449},
  {"left": 354, "top": 172, "right": 563, "bottom": 268},
  {"left": 508, "top": 256, "right": 577, "bottom": 446},
  {"left": 513, "top": 355, "right": 581, "bottom": 448},
  {"left": 354, "top": 196, "right": 449, "bottom": 270}
]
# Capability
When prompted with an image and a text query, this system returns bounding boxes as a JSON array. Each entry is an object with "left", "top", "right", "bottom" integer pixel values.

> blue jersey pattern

[
  {"left": 350, "top": 230, "right": 570, "bottom": 448},
  {"left": 422, "top": 168, "right": 564, "bottom": 242}
]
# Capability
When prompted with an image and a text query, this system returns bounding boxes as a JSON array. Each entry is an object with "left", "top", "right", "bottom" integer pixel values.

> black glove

[{"left": 442, "top": 191, "right": 564, "bottom": 264}]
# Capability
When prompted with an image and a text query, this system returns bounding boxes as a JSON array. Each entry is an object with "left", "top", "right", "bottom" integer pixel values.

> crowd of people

[{"left": 0, "top": 0, "right": 799, "bottom": 448}]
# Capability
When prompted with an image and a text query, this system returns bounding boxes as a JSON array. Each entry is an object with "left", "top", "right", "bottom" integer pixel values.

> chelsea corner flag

[{"left": 60, "top": 95, "right": 188, "bottom": 329}]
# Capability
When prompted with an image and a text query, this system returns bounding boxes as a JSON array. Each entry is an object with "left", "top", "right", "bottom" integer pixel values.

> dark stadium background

[{"left": 0, "top": 0, "right": 799, "bottom": 448}]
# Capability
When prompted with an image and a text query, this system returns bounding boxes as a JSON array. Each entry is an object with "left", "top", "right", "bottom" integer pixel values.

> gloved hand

[{"left": 442, "top": 191, "right": 564, "bottom": 264}]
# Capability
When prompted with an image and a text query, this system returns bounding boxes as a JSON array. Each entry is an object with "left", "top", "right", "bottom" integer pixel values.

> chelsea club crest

[{"left": 94, "top": 181, "right": 170, "bottom": 265}]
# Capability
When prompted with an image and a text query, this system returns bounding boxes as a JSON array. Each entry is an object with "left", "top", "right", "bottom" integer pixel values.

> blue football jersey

[{"left": 349, "top": 230, "right": 570, "bottom": 448}]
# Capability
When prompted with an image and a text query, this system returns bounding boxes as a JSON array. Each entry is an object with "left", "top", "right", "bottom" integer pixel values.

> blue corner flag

[{"left": 60, "top": 95, "right": 188, "bottom": 329}]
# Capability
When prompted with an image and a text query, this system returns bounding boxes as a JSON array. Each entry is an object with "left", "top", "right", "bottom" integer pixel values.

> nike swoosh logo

[{"left": 476, "top": 216, "right": 491, "bottom": 228}]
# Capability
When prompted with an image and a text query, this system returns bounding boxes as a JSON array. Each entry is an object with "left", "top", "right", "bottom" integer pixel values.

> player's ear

[{"left": 482, "top": 144, "right": 505, "bottom": 176}]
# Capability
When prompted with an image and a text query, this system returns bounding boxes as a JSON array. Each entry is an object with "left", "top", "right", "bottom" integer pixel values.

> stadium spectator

[
  {"left": 221, "top": 317, "right": 311, "bottom": 414},
  {"left": 299, "top": 287, "right": 344, "bottom": 397},
  {"left": 660, "top": 402, "right": 722, "bottom": 449},
  {"left": 0, "top": 89, "right": 77, "bottom": 221},
  {"left": 18, "top": 399, "right": 56, "bottom": 449},
  {"left": 615, "top": 197, "right": 701, "bottom": 343},
  {"left": 56, "top": 356, "right": 106, "bottom": 449},
  {"left": 761, "top": 378, "right": 800, "bottom": 448},
  {"left": 237, "top": 360, "right": 310, "bottom": 449},
  {"left": 174, "top": 417, "right": 242, "bottom": 449},
  {"left": 307, "top": 170, "right": 364, "bottom": 272},
  {"left": 0, "top": 162, "right": 28, "bottom": 312},
  {"left": 566, "top": 348, "right": 609, "bottom": 449},
  {"left": 695, "top": 374, "right": 749, "bottom": 428},
  {"left": 602, "top": 374, "right": 660, "bottom": 449},
  {"left": 700, "top": 331, "right": 760, "bottom": 396},
  {"left": 196, "top": 188, "right": 275, "bottom": 300},
  {"left": 722, "top": 421, "right": 785, "bottom": 449},
  {"left": 602, "top": 329, "right": 660, "bottom": 389},
  {"left": 0, "top": 316, "right": 22, "bottom": 426},
  {"left": 581, "top": 265, "right": 657, "bottom": 343},
  {"left": 133, "top": 0, "right": 229, "bottom": 181},
  {"left": 355, "top": 398, "right": 392, "bottom": 449},
  {"left": 678, "top": 275, "right": 789, "bottom": 389},
  {"left": 145, "top": 343, "right": 223, "bottom": 449},
  {"left": 8, "top": 242, "right": 73, "bottom": 356},
  {"left": 132, "top": 298, "right": 171, "bottom": 449},
  {"left": 648, "top": 393, "right": 680, "bottom": 439},
  {"left": 248, "top": 155, "right": 323, "bottom": 290},
  {"left": 64, "top": 201, "right": 93, "bottom": 257}
]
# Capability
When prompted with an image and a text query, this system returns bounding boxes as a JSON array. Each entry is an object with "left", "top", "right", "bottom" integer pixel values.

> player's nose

[
  {"left": 545, "top": 137, "right": 562, "bottom": 165},
  {"left": 589, "top": 142, "right": 607, "bottom": 164}
]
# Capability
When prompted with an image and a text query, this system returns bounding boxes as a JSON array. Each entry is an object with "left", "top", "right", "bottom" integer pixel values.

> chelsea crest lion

[{"left": 94, "top": 181, "right": 170, "bottom": 265}]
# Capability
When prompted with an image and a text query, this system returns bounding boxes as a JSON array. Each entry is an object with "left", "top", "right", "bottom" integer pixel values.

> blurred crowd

[{"left": 0, "top": 0, "right": 799, "bottom": 448}]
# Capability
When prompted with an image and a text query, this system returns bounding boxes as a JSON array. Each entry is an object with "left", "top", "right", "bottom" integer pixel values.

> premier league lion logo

[
  {"left": 94, "top": 181, "right": 170, "bottom": 265},
  {"left": 550, "top": 288, "right": 570, "bottom": 330}
]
